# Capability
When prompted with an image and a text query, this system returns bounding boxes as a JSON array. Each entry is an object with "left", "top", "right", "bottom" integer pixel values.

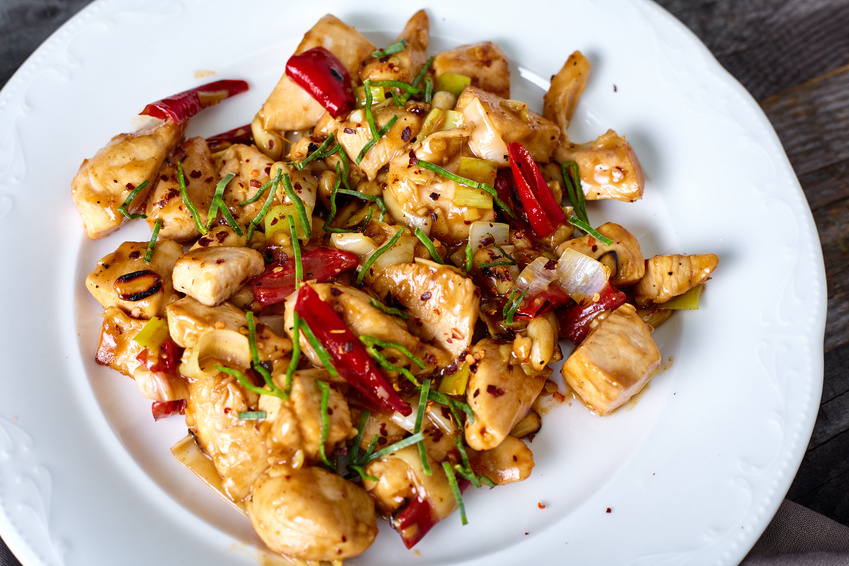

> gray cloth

[{"left": 1, "top": 499, "right": 848, "bottom": 565}]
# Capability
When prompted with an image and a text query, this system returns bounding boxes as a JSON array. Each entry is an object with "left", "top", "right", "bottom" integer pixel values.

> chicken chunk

[
  {"left": 432, "top": 41, "right": 511, "bottom": 99},
  {"left": 72, "top": 120, "right": 185, "bottom": 239},
  {"left": 189, "top": 225, "right": 246, "bottom": 250},
  {"left": 86, "top": 239, "right": 183, "bottom": 319},
  {"left": 144, "top": 136, "right": 217, "bottom": 242},
  {"left": 247, "top": 464, "right": 378, "bottom": 561},
  {"left": 468, "top": 435, "right": 534, "bottom": 486},
  {"left": 455, "top": 86, "right": 560, "bottom": 166},
  {"left": 384, "top": 129, "right": 496, "bottom": 244},
  {"left": 165, "top": 296, "right": 292, "bottom": 360},
  {"left": 543, "top": 51, "right": 591, "bottom": 136},
  {"left": 95, "top": 307, "right": 188, "bottom": 402},
  {"left": 561, "top": 303, "right": 660, "bottom": 415},
  {"left": 259, "top": 374, "right": 352, "bottom": 465},
  {"left": 632, "top": 253, "right": 719, "bottom": 306},
  {"left": 554, "top": 129, "right": 644, "bottom": 202},
  {"left": 465, "top": 339, "right": 548, "bottom": 451},
  {"left": 360, "top": 10, "right": 430, "bottom": 84},
  {"left": 556, "top": 222, "right": 645, "bottom": 286},
  {"left": 255, "top": 14, "right": 376, "bottom": 133},
  {"left": 214, "top": 144, "right": 276, "bottom": 227},
  {"left": 172, "top": 247, "right": 265, "bottom": 306},
  {"left": 336, "top": 101, "right": 429, "bottom": 181},
  {"left": 371, "top": 261, "right": 480, "bottom": 359}
]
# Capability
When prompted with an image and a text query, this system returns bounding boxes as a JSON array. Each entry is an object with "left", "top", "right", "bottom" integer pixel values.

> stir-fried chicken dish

[{"left": 74, "top": 9, "right": 718, "bottom": 562}]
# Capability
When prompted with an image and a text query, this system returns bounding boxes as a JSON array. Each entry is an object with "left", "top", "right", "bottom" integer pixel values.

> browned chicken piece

[
  {"left": 172, "top": 247, "right": 265, "bottom": 307},
  {"left": 432, "top": 41, "right": 511, "bottom": 99},
  {"left": 355, "top": 409, "right": 408, "bottom": 452},
  {"left": 371, "top": 261, "right": 480, "bottom": 359},
  {"left": 384, "top": 128, "right": 496, "bottom": 244},
  {"left": 86, "top": 239, "right": 183, "bottom": 319},
  {"left": 283, "top": 283, "right": 452, "bottom": 374},
  {"left": 247, "top": 464, "right": 378, "bottom": 561},
  {"left": 95, "top": 307, "right": 188, "bottom": 402},
  {"left": 561, "top": 303, "right": 660, "bottom": 415},
  {"left": 556, "top": 222, "right": 646, "bottom": 286},
  {"left": 543, "top": 51, "right": 591, "bottom": 137},
  {"left": 144, "top": 136, "right": 217, "bottom": 242},
  {"left": 259, "top": 373, "right": 352, "bottom": 465},
  {"left": 185, "top": 369, "right": 267, "bottom": 501},
  {"left": 632, "top": 253, "right": 720, "bottom": 306},
  {"left": 214, "top": 144, "right": 276, "bottom": 227},
  {"left": 555, "top": 129, "right": 644, "bottom": 202},
  {"left": 255, "top": 14, "right": 376, "bottom": 133},
  {"left": 72, "top": 120, "right": 185, "bottom": 239},
  {"left": 465, "top": 339, "right": 548, "bottom": 451},
  {"left": 360, "top": 10, "right": 430, "bottom": 84},
  {"left": 468, "top": 435, "right": 535, "bottom": 486},
  {"left": 456, "top": 86, "right": 560, "bottom": 166},
  {"left": 189, "top": 226, "right": 246, "bottom": 250},
  {"left": 166, "top": 296, "right": 292, "bottom": 360},
  {"left": 364, "top": 445, "right": 457, "bottom": 522},
  {"left": 336, "top": 101, "right": 429, "bottom": 181}
]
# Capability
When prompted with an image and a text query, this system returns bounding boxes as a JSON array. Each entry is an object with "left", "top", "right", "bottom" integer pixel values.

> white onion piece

[
  {"left": 390, "top": 400, "right": 418, "bottom": 433},
  {"left": 180, "top": 329, "right": 252, "bottom": 379},
  {"left": 368, "top": 231, "right": 415, "bottom": 273},
  {"left": 330, "top": 232, "right": 378, "bottom": 258},
  {"left": 555, "top": 247, "right": 611, "bottom": 305},
  {"left": 517, "top": 256, "right": 559, "bottom": 297},
  {"left": 468, "top": 221, "right": 510, "bottom": 252},
  {"left": 383, "top": 189, "right": 432, "bottom": 235}
]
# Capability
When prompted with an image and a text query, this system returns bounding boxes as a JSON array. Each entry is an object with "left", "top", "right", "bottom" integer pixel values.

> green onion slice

[
  {"left": 350, "top": 410, "right": 370, "bottom": 465},
  {"left": 369, "top": 298, "right": 408, "bottom": 319},
  {"left": 503, "top": 288, "right": 528, "bottom": 325},
  {"left": 357, "top": 226, "right": 407, "bottom": 284},
  {"left": 357, "top": 114, "right": 399, "bottom": 164},
  {"left": 117, "top": 180, "right": 150, "bottom": 220},
  {"left": 322, "top": 162, "right": 357, "bottom": 234},
  {"left": 365, "top": 431, "right": 426, "bottom": 464},
  {"left": 177, "top": 164, "right": 206, "bottom": 235},
  {"left": 568, "top": 215, "right": 613, "bottom": 245},
  {"left": 414, "top": 379, "right": 432, "bottom": 476},
  {"left": 369, "top": 79, "right": 420, "bottom": 95},
  {"left": 237, "top": 411, "right": 267, "bottom": 420},
  {"left": 215, "top": 365, "right": 287, "bottom": 402},
  {"left": 372, "top": 38, "right": 407, "bottom": 58},
  {"left": 246, "top": 168, "right": 281, "bottom": 242},
  {"left": 442, "top": 461, "right": 467, "bottom": 525},
  {"left": 336, "top": 188, "right": 387, "bottom": 222},
  {"left": 415, "top": 159, "right": 514, "bottom": 219},
  {"left": 359, "top": 335, "right": 423, "bottom": 386},
  {"left": 283, "top": 312, "right": 300, "bottom": 400},
  {"left": 280, "top": 172, "right": 312, "bottom": 239},
  {"left": 315, "top": 379, "right": 333, "bottom": 468},
  {"left": 299, "top": 320, "right": 341, "bottom": 379},
  {"left": 413, "top": 227, "right": 445, "bottom": 264},
  {"left": 464, "top": 241, "right": 473, "bottom": 273},
  {"left": 237, "top": 177, "right": 273, "bottom": 206},
  {"left": 144, "top": 218, "right": 162, "bottom": 264},
  {"left": 207, "top": 172, "right": 236, "bottom": 228},
  {"left": 293, "top": 135, "right": 336, "bottom": 171},
  {"left": 288, "top": 215, "right": 304, "bottom": 285}
]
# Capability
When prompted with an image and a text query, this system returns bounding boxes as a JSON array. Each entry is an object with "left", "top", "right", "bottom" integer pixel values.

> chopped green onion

[
  {"left": 453, "top": 434, "right": 481, "bottom": 488},
  {"left": 117, "top": 180, "right": 150, "bottom": 220},
  {"left": 322, "top": 163, "right": 356, "bottom": 234},
  {"left": 411, "top": 56, "right": 434, "bottom": 89},
  {"left": 280, "top": 172, "right": 312, "bottom": 239},
  {"left": 423, "top": 77, "right": 433, "bottom": 104},
  {"left": 369, "top": 79, "right": 420, "bottom": 95},
  {"left": 357, "top": 114, "right": 399, "bottom": 164},
  {"left": 299, "top": 320, "right": 341, "bottom": 379},
  {"left": 350, "top": 410, "right": 370, "bottom": 465},
  {"left": 425, "top": 388, "right": 474, "bottom": 425},
  {"left": 347, "top": 464, "right": 379, "bottom": 483},
  {"left": 479, "top": 260, "right": 515, "bottom": 269},
  {"left": 464, "top": 241, "right": 473, "bottom": 273},
  {"left": 503, "top": 288, "right": 527, "bottom": 325},
  {"left": 415, "top": 159, "right": 514, "bottom": 219},
  {"left": 413, "top": 227, "right": 445, "bottom": 264},
  {"left": 133, "top": 316, "right": 169, "bottom": 350},
  {"left": 177, "top": 164, "right": 206, "bottom": 234},
  {"left": 369, "top": 298, "right": 408, "bottom": 319},
  {"left": 246, "top": 312, "right": 289, "bottom": 401},
  {"left": 372, "top": 38, "right": 407, "bottom": 58},
  {"left": 216, "top": 199, "right": 244, "bottom": 237},
  {"left": 293, "top": 135, "right": 336, "bottom": 171},
  {"left": 363, "top": 79, "right": 379, "bottom": 138},
  {"left": 237, "top": 178, "right": 273, "bottom": 206},
  {"left": 435, "top": 72, "right": 471, "bottom": 98},
  {"left": 357, "top": 226, "right": 407, "bottom": 284},
  {"left": 360, "top": 434, "right": 381, "bottom": 465},
  {"left": 237, "top": 411, "right": 266, "bottom": 420},
  {"left": 246, "top": 168, "right": 281, "bottom": 242},
  {"left": 442, "top": 461, "right": 467, "bottom": 525},
  {"left": 359, "top": 335, "right": 424, "bottom": 386},
  {"left": 287, "top": 215, "right": 304, "bottom": 285},
  {"left": 215, "top": 364, "right": 287, "bottom": 402},
  {"left": 144, "top": 218, "right": 162, "bottom": 263},
  {"left": 336, "top": 188, "right": 387, "bottom": 222},
  {"left": 568, "top": 216, "right": 613, "bottom": 245},
  {"left": 207, "top": 172, "right": 236, "bottom": 228},
  {"left": 315, "top": 379, "right": 333, "bottom": 468},
  {"left": 283, "top": 313, "right": 300, "bottom": 399},
  {"left": 365, "top": 431, "right": 426, "bottom": 464},
  {"left": 561, "top": 161, "right": 586, "bottom": 223},
  {"left": 415, "top": 379, "right": 432, "bottom": 476},
  {"left": 491, "top": 237, "right": 515, "bottom": 263}
]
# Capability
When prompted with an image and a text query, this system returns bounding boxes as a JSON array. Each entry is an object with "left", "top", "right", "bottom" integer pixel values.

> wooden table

[{"left": 1, "top": 1, "right": 846, "bottom": 563}]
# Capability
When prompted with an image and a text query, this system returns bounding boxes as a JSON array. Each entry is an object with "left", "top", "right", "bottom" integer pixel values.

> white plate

[{"left": 0, "top": 0, "right": 825, "bottom": 564}]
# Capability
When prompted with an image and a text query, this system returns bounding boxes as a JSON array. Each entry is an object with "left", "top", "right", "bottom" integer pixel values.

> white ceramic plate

[{"left": 0, "top": 0, "right": 825, "bottom": 564}]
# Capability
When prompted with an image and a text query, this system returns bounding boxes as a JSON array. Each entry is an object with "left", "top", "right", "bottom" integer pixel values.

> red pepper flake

[
  {"left": 401, "top": 126, "right": 412, "bottom": 142},
  {"left": 486, "top": 384, "right": 505, "bottom": 397},
  {"left": 606, "top": 507, "right": 612, "bottom": 513},
  {"left": 420, "top": 291, "right": 432, "bottom": 301},
  {"left": 538, "top": 502, "right": 546, "bottom": 509}
]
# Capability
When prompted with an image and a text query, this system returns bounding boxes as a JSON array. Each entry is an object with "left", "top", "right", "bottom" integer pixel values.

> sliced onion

[
  {"left": 468, "top": 221, "right": 510, "bottom": 251},
  {"left": 555, "top": 247, "right": 611, "bottom": 305},
  {"left": 180, "top": 329, "right": 251, "bottom": 379},
  {"left": 517, "top": 256, "right": 559, "bottom": 297},
  {"left": 330, "top": 232, "right": 378, "bottom": 258}
]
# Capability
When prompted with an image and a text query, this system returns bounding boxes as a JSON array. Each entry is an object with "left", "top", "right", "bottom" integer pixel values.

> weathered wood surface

[{"left": 0, "top": 1, "right": 847, "bottom": 564}]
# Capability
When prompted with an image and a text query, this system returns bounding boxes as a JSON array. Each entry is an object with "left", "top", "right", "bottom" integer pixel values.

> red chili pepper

[
  {"left": 250, "top": 247, "right": 359, "bottom": 307},
  {"left": 151, "top": 399, "right": 186, "bottom": 421},
  {"left": 393, "top": 477, "right": 471, "bottom": 548},
  {"left": 506, "top": 142, "right": 566, "bottom": 237},
  {"left": 515, "top": 285, "right": 572, "bottom": 320},
  {"left": 286, "top": 47, "right": 355, "bottom": 119},
  {"left": 140, "top": 79, "right": 249, "bottom": 124},
  {"left": 555, "top": 283, "right": 627, "bottom": 344},
  {"left": 135, "top": 338, "right": 182, "bottom": 374},
  {"left": 294, "top": 284, "right": 412, "bottom": 416},
  {"left": 205, "top": 123, "right": 254, "bottom": 153}
]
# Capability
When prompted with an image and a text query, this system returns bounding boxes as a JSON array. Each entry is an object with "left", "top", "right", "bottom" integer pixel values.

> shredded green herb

[
  {"left": 144, "top": 218, "right": 162, "bottom": 264},
  {"left": 322, "top": 162, "right": 355, "bottom": 234},
  {"left": 315, "top": 379, "right": 333, "bottom": 468},
  {"left": 370, "top": 79, "right": 420, "bottom": 95},
  {"left": 246, "top": 168, "right": 281, "bottom": 242},
  {"left": 215, "top": 364, "right": 287, "bottom": 402},
  {"left": 568, "top": 215, "right": 613, "bottom": 245},
  {"left": 424, "top": 388, "right": 474, "bottom": 425},
  {"left": 413, "top": 227, "right": 445, "bottom": 264},
  {"left": 372, "top": 38, "right": 407, "bottom": 58},
  {"left": 365, "top": 431, "right": 426, "bottom": 464},
  {"left": 415, "top": 159, "right": 515, "bottom": 218},
  {"left": 357, "top": 226, "right": 407, "bottom": 284},
  {"left": 357, "top": 115, "right": 399, "bottom": 164},
  {"left": 299, "top": 320, "right": 341, "bottom": 379},
  {"left": 237, "top": 178, "right": 273, "bottom": 206},
  {"left": 503, "top": 288, "right": 528, "bottom": 325},
  {"left": 464, "top": 241, "right": 474, "bottom": 273},
  {"left": 117, "top": 180, "right": 150, "bottom": 220},
  {"left": 350, "top": 410, "right": 370, "bottom": 465},
  {"left": 237, "top": 411, "right": 267, "bottom": 420},
  {"left": 359, "top": 335, "right": 424, "bottom": 386},
  {"left": 369, "top": 298, "right": 408, "bottom": 319},
  {"left": 207, "top": 172, "right": 236, "bottom": 228},
  {"left": 293, "top": 135, "right": 336, "bottom": 171},
  {"left": 336, "top": 188, "right": 387, "bottom": 222},
  {"left": 423, "top": 76, "right": 433, "bottom": 104},
  {"left": 442, "top": 460, "right": 467, "bottom": 525},
  {"left": 280, "top": 172, "right": 312, "bottom": 239},
  {"left": 414, "top": 379, "right": 432, "bottom": 475},
  {"left": 284, "top": 313, "right": 299, "bottom": 399},
  {"left": 561, "top": 160, "right": 613, "bottom": 245},
  {"left": 288, "top": 215, "right": 303, "bottom": 284},
  {"left": 177, "top": 164, "right": 207, "bottom": 234},
  {"left": 246, "top": 312, "right": 289, "bottom": 401},
  {"left": 399, "top": 56, "right": 434, "bottom": 104}
]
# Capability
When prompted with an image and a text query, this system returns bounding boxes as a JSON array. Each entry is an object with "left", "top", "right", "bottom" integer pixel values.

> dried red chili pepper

[
  {"left": 151, "top": 399, "right": 186, "bottom": 421},
  {"left": 140, "top": 79, "right": 249, "bottom": 124},
  {"left": 506, "top": 142, "right": 566, "bottom": 237},
  {"left": 250, "top": 247, "right": 359, "bottom": 306},
  {"left": 556, "top": 283, "right": 627, "bottom": 344},
  {"left": 286, "top": 47, "right": 355, "bottom": 118},
  {"left": 293, "top": 284, "right": 412, "bottom": 416}
]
